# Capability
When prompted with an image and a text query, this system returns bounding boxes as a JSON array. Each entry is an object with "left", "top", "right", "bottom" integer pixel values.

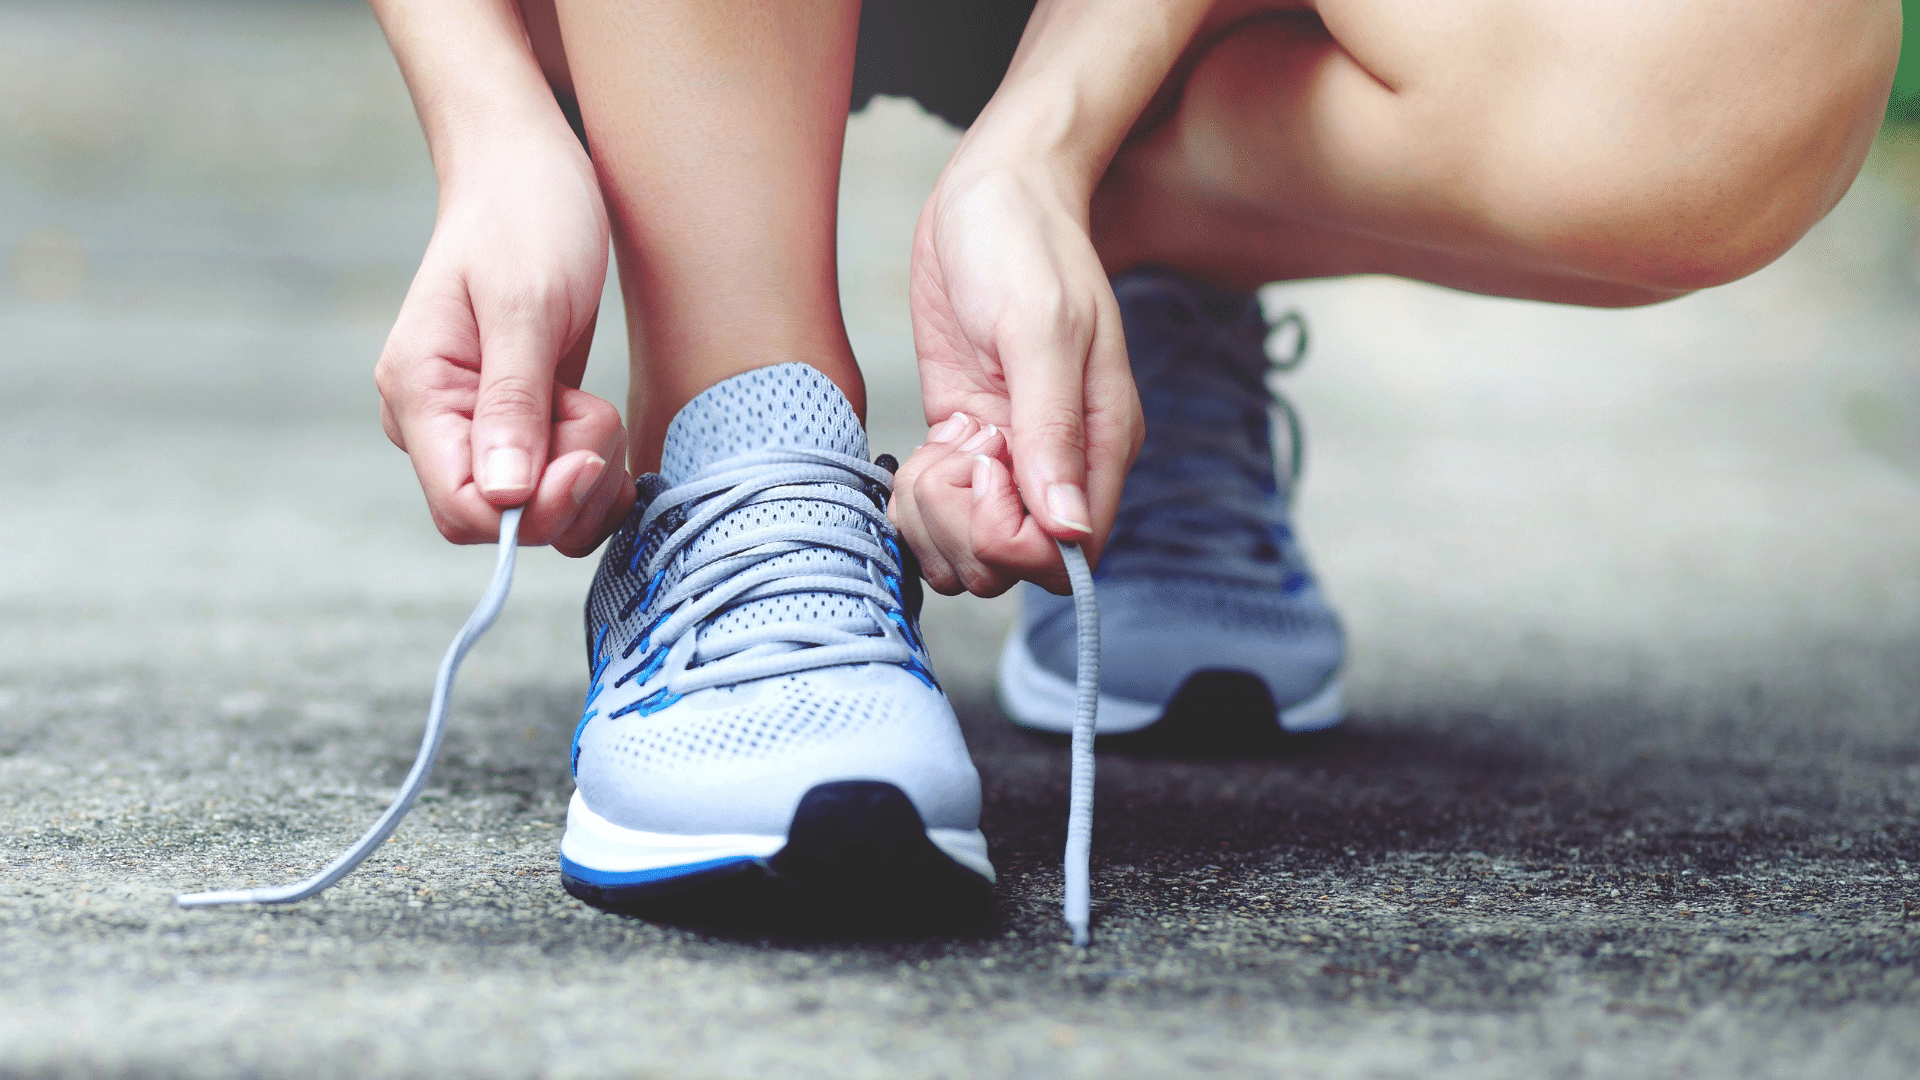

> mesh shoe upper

[
  {"left": 573, "top": 364, "right": 980, "bottom": 837},
  {"left": 1018, "top": 267, "right": 1345, "bottom": 708}
]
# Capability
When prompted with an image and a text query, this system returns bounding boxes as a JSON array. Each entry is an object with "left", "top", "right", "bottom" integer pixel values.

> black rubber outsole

[
  {"left": 1046, "top": 669, "right": 1342, "bottom": 758},
  {"left": 560, "top": 781, "right": 996, "bottom": 935}
]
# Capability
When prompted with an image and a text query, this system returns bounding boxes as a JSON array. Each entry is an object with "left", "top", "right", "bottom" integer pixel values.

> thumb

[
  {"left": 1001, "top": 325, "right": 1094, "bottom": 541},
  {"left": 470, "top": 312, "right": 563, "bottom": 508}
]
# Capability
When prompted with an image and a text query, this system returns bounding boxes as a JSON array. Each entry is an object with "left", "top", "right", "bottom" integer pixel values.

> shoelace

[
  {"left": 1105, "top": 309, "right": 1308, "bottom": 586},
  {"left": 177, "top": 471, "right": 1106, "bottom": 947},
  {"left": 611, "top": 448, "right": 911, "bottom": 700},
  {"left": 1057, "top": 539, "right": 1098, "bottom": 947},
  {"left": 176, "top": 507, "right": 524, "bottom": 909}
]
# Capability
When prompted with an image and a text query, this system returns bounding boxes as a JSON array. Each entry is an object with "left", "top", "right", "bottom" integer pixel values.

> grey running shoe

[
  {"left": 564, "top": 364, "right": 992, "bottom": 920},
  {"left": 997, "top": 267, "right": 1346, "bottom": 744}
]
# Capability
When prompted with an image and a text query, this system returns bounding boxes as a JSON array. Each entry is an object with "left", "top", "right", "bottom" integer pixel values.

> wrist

[
  {"left": 371, "top": 0, "right": 584, "bottom": 203},
  {"left": 957, "top": 84, "right": 1108, "bottom": 201},
  {"left": 953, "top": 0, "right": 1210, "bottom": 197},
  {"left": 430, "top": 97, "right": 589, "bottom": 206},
  {"left": 944, "top": 94, "right": 1113, "bottom": 210}
]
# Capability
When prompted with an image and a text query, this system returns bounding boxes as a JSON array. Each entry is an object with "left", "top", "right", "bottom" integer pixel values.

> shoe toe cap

[{"left": 574, "top": 664, "right": 982, "bottom": 837}]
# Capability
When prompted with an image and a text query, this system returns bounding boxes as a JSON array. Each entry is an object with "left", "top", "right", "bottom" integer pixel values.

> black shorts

[{"left": 850, "top": 0, "right": 1038, "bottom": 129}]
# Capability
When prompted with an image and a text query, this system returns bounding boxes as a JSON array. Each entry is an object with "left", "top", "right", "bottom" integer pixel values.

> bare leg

[
  {"left": 545, "top": 0, "right": 864, "bottom": 473},
  {"left": 1094, "top": 1, "right": 1902, "bottom": 305}
]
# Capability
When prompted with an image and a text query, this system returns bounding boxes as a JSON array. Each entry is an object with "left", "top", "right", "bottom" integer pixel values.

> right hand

[
  {"left": 887, "top": 158, "right": 1143, "bottom": 598},
  {"left": 374, "top": 130, "right": 634, "bottom": 557}
]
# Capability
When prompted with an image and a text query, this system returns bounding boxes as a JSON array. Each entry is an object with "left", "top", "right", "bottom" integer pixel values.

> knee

[{"left": 1487, "top": 0, "right": 1903, "bottom": 293}]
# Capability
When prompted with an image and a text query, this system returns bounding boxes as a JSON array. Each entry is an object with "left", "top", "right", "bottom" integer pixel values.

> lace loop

[
  {"left": 1105, "top": 302, "right": 1310, "bottom": 585},
  {"left": 619, "top": 448, "right": 914, "bottom": 701}
]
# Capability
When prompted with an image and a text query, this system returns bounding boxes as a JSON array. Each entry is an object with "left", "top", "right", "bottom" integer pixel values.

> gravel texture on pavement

[{"left": 3, "top": 3, "right": 1918, "bottom": 1078}]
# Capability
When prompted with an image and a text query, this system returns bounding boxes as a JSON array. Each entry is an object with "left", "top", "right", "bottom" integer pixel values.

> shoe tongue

[
  {"left": 657, "top": 363, "right": 880, "bottom": 654},
  {"left": 661, "top": 363, "right": 868, "bottom": 484}
]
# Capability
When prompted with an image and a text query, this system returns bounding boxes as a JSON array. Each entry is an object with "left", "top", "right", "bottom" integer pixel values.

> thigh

[{"left": 1130, "top": 0, "right": 1902, "bottom": 294}]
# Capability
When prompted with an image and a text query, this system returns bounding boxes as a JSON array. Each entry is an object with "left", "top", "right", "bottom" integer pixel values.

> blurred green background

[{"left": 1894, "top": 0, "right": 1919, "bottom": 122}]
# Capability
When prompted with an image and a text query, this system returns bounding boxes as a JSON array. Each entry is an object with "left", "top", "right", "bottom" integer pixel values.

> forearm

[
  {"left": 963, "top": 0, "right": 1216, "bottom": 196},
  {"left": 367, "top": 0, "right": 577, "bottom": 197}
]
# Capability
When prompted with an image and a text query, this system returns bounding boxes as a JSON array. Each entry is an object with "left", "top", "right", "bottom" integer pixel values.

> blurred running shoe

[{"left": 998, "top": 267, "right": 1346, "bottom": 747}]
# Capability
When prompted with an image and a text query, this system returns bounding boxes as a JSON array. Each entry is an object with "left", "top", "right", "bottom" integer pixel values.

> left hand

[{"left": 889, "top": 158, "right": 1144, "bottom": 597}]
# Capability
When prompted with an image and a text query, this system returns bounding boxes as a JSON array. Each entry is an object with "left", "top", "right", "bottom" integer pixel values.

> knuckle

[
  {"left": 474, "top": 375, "right": 547, "bottom": 422},
  {"left": 373, "top": 355, "right": 397, "bottom": 396},
  {"left": 998, "top": 288, "right": 1097, "bottom": 349},
  {"left": 431, "top": 511, "right": 473, "bottom": 545},
  {"left": 971, "top": 530, "right": 1018, "bottom": 566},
  {"left": 918, "top": 560, "right": 963, "bottom": 596},
  {"left": 581, "top": 393, "right": 620, "bottom": 424},
  {"left": 958, "top": 565, "right": 1011, "bottom": 599},
  {"left": 490, "top": 274, "right": 576, "bottom": 328},
  {"left": 1024, "top": 408, "right": 1087, "bottom": 453}
]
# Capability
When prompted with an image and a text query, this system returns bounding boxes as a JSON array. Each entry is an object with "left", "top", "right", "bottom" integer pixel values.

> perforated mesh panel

[
  {"left": 583, "top": 363, "right": 895, "bottom": 686},
  {"left": 1120, "top": 578, "right": 1339, "bottom": 637},
  {"left": 659, "top": 364, "right": 865, "bottom": 483},
  {"left": 584, "top": 474, "right": 668, "bottom": 663},
  {"left": 603, "top": 673, "right": 898, "bottom": 769},
  {"left": 655, "top": 364, "right": 876, "bottom": 645}
]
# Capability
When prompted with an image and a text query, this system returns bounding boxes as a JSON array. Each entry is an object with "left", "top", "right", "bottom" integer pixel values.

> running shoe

[
  {"left": 561, "top": 363, "right": 993, "bottom": 918},
  {"left": 998, "top": 266, "right": 1346, "bottom": 747}
]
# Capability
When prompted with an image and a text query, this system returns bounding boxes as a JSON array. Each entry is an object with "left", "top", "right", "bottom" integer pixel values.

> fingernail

[
  {"left": 570, "top": 455, "right": 607, "bottom": 506},
  {"left": 1045, "top": 483, "right": 1092, "bottom": 534},
  {"left": 958, "top": 423, "right": 998, "bottom": 453},
  {"left": 970, "top": 453, "right": 994, "bottom": 504},
  {"left": 930, "top": 412, "right": 971, "bottom": 443},
  {"left": 481, "top": 448, "right": 532, "bottom": 495}
]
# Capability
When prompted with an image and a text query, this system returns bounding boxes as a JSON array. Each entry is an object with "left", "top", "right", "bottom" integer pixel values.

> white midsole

[
  {"left": 561, "top": 791, "right": 996, "bottom": 883},
  {"left": 996, "top": 629, "right": 1345, "bottom": 735}
]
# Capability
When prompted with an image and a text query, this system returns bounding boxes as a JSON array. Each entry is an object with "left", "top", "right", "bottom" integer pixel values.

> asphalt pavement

[{"left": 2, "top": 3, "right": 1918, "bottom": 1078}]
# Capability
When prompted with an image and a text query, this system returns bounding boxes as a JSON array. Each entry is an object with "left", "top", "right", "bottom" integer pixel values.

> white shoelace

[
  {"left": 1057, "top": 539, "right": 1099, "bottom": 947},
  {"left": 177, "top": 470, "right": 1106, "bottom": 947},
  {"left": 613, "top": 448, "right": 912, "bottom": 700},
  {"left": 176, "top": 507, "right": 524, "bottom": 909}
]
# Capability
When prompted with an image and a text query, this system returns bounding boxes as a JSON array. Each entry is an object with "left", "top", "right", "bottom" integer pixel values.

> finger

[
  {"left": 915, "top": 443, "right": 1067, "bottom": 597},
  {"left": 913, "top": 450, "right": 1015, "bottom": 596},
  {"left": 380, "top": 398, "right": 404, "bottom": 451},
  {"left": 953, "top": 417, "right": 1004, "bottom": 458},
  {"left": 887, "top": 413, "right": 979, "bottom": 594},
  {"left": 890, "top": 440, "right": 964, "bottom": 595},
  {"left": 515, "top": 386, "right": 625, "bottom": 544},
  {"left": 518, "top": 449, "right": 605, "bottom": 546},
  {"left": 999, "top": 294, "right": 1099, "bottom": 544},
  {"left": 1074, "top": 304, "right": 1142, "bottom": 569},
  {"left": 549, "top": 388, "right": 635, "bottom": 556},
  {"left": 376, "top": 281, "right": 503, "bottom": 545},
  {"left": 963, "top": 451, "right": 1071, "bottom": 595},
  {"left": 406, "top": 409, "right": 505, "bottom": 545},
  {"left": 470, "top": 292, "right": 571, "bottom": 508},
  {"left": 554, "top": 462, "right": 636, "bottom": 558}
]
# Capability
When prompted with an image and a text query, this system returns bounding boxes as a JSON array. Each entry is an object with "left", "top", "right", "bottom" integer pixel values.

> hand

[
  {"left": 374, "top": 132, "right": 634, "bottom": 557},
  {"left": 889, "top": 160, "right": 1143, "bottom": 596}
]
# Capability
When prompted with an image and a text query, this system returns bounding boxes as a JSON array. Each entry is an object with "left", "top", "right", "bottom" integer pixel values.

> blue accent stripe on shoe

[{"left": 559, "top": 852, "right": 762, "bottom": 887}]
